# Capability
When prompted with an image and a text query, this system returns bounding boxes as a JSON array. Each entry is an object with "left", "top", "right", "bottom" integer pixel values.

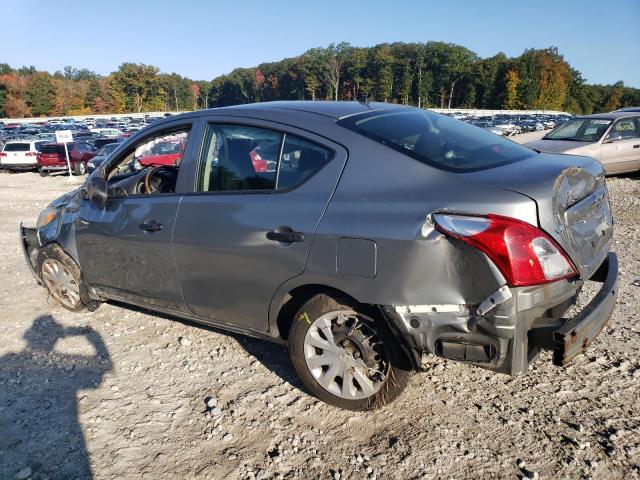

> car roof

[
  {"left": 576, "top": 111, "right": 639, "bottom": 120},
  {"left": 216, "top": 100, "right": 409, "bottom": 119}
]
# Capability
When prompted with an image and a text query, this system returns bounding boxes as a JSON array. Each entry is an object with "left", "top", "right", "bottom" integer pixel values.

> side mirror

[{"left": 87, "top": 174, "right": 108, "bottom": 208}]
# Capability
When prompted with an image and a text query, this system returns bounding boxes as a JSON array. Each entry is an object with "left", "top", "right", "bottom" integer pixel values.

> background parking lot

[{"left": 0, "top": 132, "right": 639, "bottom": 479}]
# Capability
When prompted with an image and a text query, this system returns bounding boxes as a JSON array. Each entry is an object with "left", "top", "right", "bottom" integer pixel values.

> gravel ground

[{"left": 1, "top": 132, "right": 639, "bottom": 480}]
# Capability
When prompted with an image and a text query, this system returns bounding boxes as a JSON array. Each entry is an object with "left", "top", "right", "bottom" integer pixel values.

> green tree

[{"left": 25, "top": 72, "right": 55, "bottom": 116}]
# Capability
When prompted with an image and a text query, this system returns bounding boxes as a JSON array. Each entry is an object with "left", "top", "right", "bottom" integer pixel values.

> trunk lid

[{"left": 460, "top": 153, "right": 613, "bottom": 280}]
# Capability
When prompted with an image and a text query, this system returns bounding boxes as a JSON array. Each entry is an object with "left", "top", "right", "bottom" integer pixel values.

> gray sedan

[
  {"left": 526, "top": 112, "right": 640, "bottom": 174},
  {"left": 21, "top": 102, "right": 618, "bottom": 410}
]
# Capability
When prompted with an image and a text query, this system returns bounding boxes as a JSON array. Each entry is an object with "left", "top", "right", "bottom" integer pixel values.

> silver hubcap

[
  {"left": 41, "top": 259, "right": 81, "bottom": 309},
  {"left": 303, "top": 310, "right": 388, "bottom": 400}
]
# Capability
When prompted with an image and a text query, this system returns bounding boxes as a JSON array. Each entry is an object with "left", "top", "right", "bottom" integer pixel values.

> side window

[
  {"left": 198, "top": 125, "right": 334, "bottom": 193},
  {"left": 106, "top": 127, "right": 190, "bottom": 196},
  {"left": 607, "top": 118, "right": 638, "bottom": 141},
  {"left": 200, "top": 125, "right": 282, "bottom": 192},
  {"left": 277, "top": 134, "right": 333, "bottom": 190}
]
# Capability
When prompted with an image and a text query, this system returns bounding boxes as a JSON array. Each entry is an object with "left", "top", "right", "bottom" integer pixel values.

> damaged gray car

[{"left": 20, "top": 102, "right": 618, "bottom": 410}]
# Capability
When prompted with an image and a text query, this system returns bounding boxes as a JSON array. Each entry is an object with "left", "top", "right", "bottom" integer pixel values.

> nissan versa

[{"left": 20, "top": 102, "right": 618, "bottom": 410}]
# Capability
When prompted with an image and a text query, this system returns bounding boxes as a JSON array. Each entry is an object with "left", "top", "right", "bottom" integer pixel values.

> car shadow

[
  {"left": 611, "top": 170, "right": 640, "bottom": 180},
  {"left": 0, "top": 315, "right": 112, "bottom": 479},
  {"left": 106, "top": 300, "right": 308, "bottom": 394}
]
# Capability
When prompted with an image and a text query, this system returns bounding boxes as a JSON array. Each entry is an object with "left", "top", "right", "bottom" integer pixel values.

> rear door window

[
  {"left": 198, "top": 125, "right": 334, "bottom": 192},
  {"left": 199, "top": 125, "right": 283, "bottom": 192},
  {"left": 277, "top": 134, "right": 333, "bottom": 190}
]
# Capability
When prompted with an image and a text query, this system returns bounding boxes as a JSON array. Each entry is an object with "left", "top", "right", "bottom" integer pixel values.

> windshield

[
  {"left": 338, "top": 109, "right": 534, "bottom": 172},
  {"left": 544, "top": 118, "right": 612, "bottom": 142}
]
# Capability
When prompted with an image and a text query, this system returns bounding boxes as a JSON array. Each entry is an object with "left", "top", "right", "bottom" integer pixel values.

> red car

[
  {"left": 37, "top": 142, "right": 97, "bottom": 175},
  {"left": 138, "top": 140, "right": 185, "bottom": 166},
  {"left": 249, "top": 144, "right": 278, "bottom": 173}
]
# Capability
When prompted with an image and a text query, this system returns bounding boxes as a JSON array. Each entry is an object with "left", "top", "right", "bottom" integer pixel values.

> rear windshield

[
  {"left": 39, "top": 144, "right": 66, "bottom": 154},
  {"left": 3, "top": 143, "right": 30, "bottom": 152},
  {"left": 338, "top": 109, "right": 534, "bottom": 172}
]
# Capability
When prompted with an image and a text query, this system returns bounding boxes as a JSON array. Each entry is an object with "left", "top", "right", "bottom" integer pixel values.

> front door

[
  {"left": 172, "top": 121, "right": 347, "bottom": 331},
  {"left": 601, "top": 116, "right": 640, "bottom": 173},
  {"left": 76, "top": 124, "right": 194, "bottom": 312}
]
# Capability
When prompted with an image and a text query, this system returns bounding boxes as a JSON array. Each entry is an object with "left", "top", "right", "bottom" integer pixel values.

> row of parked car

[
  {"left": 445, "top": 112, "right": 573, "bottom": 136},
  {"left": 0, "top": 114, "right": 176, "bottom": 174}
]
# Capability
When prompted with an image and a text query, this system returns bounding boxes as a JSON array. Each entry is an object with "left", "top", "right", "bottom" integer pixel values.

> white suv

[{"left": 0, "top": 140, "right": 47, "bottom": 171}]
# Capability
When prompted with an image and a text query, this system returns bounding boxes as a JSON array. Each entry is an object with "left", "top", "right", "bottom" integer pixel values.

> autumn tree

[{"left": 502, "top": 69, "right": 520, "bottom": 109}]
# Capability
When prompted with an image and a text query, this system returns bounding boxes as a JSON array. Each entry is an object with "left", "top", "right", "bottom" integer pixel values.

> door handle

[
  {"left": 267, "top": 227, "right": 304, "bottom": 244},
  {"left": 139, "top": 221, "right": 163, "bottom": 232}
]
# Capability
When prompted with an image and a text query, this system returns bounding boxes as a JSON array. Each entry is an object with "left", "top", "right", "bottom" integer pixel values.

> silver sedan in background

[{"left": 526, "top": 111, "right": 640, "bottom": 174}]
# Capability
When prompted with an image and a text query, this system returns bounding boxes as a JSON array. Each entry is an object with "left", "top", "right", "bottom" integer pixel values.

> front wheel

[
  {"left": 37, "top": 244, "right": 94, "bottom": 312},
  {"left": 288, "top": 294, "right": 412, "bottom": 410},
  {"left": 73, "top": 162, "right": 86, "bottom": 176}
]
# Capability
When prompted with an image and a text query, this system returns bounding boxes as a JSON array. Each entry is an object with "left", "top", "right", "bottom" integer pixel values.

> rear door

[
  {"left": 601, "top": 117, "right": 640, "bottom": 173},
  {"left": 172, "top": 118, "right": 347, "bottom": 331}
]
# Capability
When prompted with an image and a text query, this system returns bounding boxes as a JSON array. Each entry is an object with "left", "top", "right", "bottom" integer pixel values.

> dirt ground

[{"left": 1, "top": 132, "right": 639, "bottom": 480}]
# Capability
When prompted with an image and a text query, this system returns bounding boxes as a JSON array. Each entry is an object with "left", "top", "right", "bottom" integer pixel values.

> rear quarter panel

[{"left": 271, "top": 136, "right": 538, "bottom": 315}]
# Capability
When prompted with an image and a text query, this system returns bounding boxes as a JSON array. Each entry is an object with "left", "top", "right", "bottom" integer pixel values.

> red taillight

[
  {"left": 0, "top": 152, "right": 6, "bottom": 157},
  {"left": 433, "top": 214, "right": 577, "bottom": 287}
]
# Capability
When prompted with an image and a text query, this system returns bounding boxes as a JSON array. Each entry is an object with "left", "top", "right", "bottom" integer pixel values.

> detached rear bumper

[
  {"left": 384, "top": 252, "right": 618, "bottom": 375},
  {"left": 552, "top": 252, "right": 618, "bottom": 366},
  {"left": 19, "top": 223, "right": 41, "bottom": 284}
]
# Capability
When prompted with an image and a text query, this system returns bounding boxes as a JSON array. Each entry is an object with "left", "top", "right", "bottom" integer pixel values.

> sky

[{"left": 1, "top": 0, "right": 639, "bottom": 87}]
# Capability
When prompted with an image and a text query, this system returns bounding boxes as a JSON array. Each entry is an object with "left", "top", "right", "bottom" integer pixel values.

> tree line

[{"left": 1, "top": 42, "right": 638, "bottom": 119}]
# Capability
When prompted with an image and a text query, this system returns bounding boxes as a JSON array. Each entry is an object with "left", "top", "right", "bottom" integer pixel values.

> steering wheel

[{"left": 144, "top": 166, "right": 171, "bottom": 194}]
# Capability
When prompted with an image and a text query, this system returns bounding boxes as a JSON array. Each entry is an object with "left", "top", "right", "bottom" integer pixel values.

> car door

[
  {"left": 75, "top": 121, "right": 196, "bottom": 312},
  {"left": 600, "top": 117, "right": 640, "bottom": 173},
  {"left": 172, "top": 119, "right": 347, "bottom": 331}
]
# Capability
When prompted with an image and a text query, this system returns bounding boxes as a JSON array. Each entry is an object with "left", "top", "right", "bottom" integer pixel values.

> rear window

[
  {"left": 40, "top": 144, "right": 66, "bottom": 154},
  {"left": 338, "top": 109, "right": 534, "bottom": 172},
  {"left": 3, "top": 143, "right": 30, "bottom": 152}
]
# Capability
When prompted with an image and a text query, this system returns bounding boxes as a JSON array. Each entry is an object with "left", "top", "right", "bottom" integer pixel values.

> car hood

[
  {"left": 459, "top": 153, "right": 612, "bottom": 280},
  {"left": 525, "top": 139, "right": 593, "bottom": 153},
  {"left": 49, "top": 188, "right": 82, "bottom": 209}
]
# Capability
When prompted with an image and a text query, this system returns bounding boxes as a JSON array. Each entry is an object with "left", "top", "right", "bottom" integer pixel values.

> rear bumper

[
  {"left": 552, "top": 252, "right": 618, "bottom": 366},
  {"left": 0, "top": 163, "right": 37, "bottom": 170},
  {"left": 384, "top": 252, "right": 618, "bottom": 375}
]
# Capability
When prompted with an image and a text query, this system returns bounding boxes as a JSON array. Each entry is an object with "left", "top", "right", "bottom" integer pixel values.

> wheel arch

[
  {"left": 270, "top": 283, "right": 360, "bottom": 341},
  {"left": 269, "top": 281, "right": 421, "bottom": 371}
]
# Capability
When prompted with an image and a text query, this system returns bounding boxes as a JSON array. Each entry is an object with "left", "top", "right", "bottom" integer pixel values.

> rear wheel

[
  {"left": 37, "top": 244, "right": 96, "bottom": 312},
  {"left": 288, "top": 294, "right": 412, "bottom": 410},
  {"left": 39, "top": 167, "right": 48, "bottom": 177}
]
